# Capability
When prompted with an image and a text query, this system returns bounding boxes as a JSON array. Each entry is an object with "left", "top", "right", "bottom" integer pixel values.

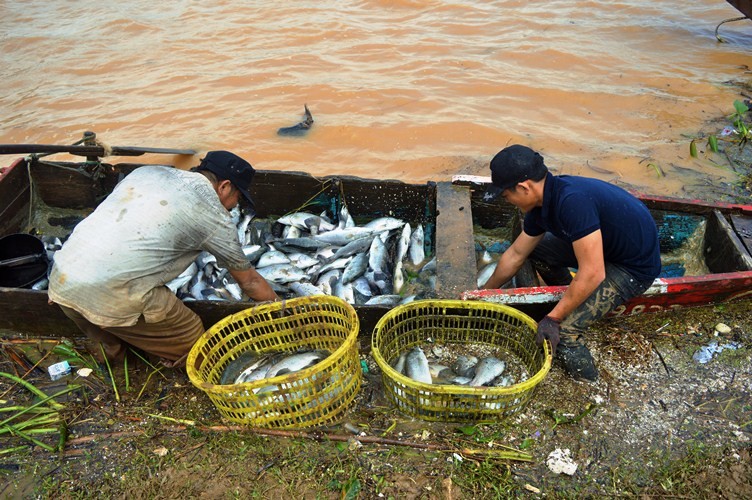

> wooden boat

[
  {"left": 726, "top": 0, "right": 752, "bottom": 18},
  {"left": 2, "top": 134, "right": 751, "bottom": 340},
  {"left": 453, "top": 175, "right": 752, "bottom": 321},
  {"left": 0, "top": 134, "right": 475, "bottom": 339}
]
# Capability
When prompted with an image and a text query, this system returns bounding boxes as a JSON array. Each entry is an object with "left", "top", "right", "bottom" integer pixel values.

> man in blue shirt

[{"left": 482, "top": 145, "right": 661, "bottom": 381}]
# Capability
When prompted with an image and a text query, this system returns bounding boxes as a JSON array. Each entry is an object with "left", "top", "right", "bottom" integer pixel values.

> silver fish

[
  {"left": 333, "top": 280, "right": 355, "bottom": 303},
  {"left": 469, "top": 357, "right": 506, "bottom": 386},
  {"left": 409, "top": 224, "right": 426, "bottom": 266},
  {"left": 396, "top": 223, "right": 411, "bottom": 264},
  {"left": 342, "top": 251, "right": 369, "bottom": 284},
  {"left": 452, "top": 355, "right": 478, "bottom": 378},
  {"left": 392, "top": 351, "right": 407, "bottom": 374},
  {"left": 289, "top": 281, "right": 325, "bottom": 297},
  {"left": 166, "top": 262, "right": 198, "bottom": 293},
  {"left": 282, "top": 224, "right": 302, "bottom": 240},
  {"left": 220, "top": 350, "right": 269, "bottom": 385},
  {"left": 325, "top": 235, "right": 374, "bottom": 263},
  {"left": 393, "top": 260, "right": 405, "bottom": 294},
  {"left": 363, "top": 216, "right": 405, "bottom": 233},
  {"left": 242, "top": 244, "right": 267, "bottom": 264},
  {"left": 477, "top": 262, "right": 497, "bottom": 289},
  {"left": 237, "top": 213, "right": 253, "bottom": 245},
  {"left": 364, "top": 294, "right": 401, "bottom": 306},
  {"left": 405, "top": 347, "right": 432, "bottom": 384},
  {"left": 339, "top": 204, "right": 355, "bottom": 229},
  {"left": 277, "top": 212, "right": 335, "bottom": 232},
  {"left": 256, "top": 264, "right": 309, "bottom": 284},
  {"left": 316, "top": 269, "right": 342, "bottom": 296},
  {"left": 256, "top": 250, "right": 291, "bottom": 268},
  {"left": 313, "top": 227, "right": 376, "bottom": 246},
  {"left": 265, "top": 349, "right": 331, "bottom": 378},
  {"left": 368, "top": 235, "right": 389, "bottom": 273}
]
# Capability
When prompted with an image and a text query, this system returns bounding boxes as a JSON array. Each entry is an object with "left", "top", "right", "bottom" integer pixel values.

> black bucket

[{"left": 0, "top": 234, "right": 49, "bottom": 288}]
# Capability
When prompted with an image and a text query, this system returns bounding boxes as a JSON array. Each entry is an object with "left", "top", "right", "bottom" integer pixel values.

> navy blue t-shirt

[{"left": 523, "top": 173, "right": 661, "bottom": 283}]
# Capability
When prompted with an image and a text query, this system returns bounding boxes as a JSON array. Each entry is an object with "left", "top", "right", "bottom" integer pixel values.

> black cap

[
  {"left": 197, "top": 151, "right": 255, "bottom": 209},
  {"left": 483, "top": 145, "right": 547, "bottom": 202}
]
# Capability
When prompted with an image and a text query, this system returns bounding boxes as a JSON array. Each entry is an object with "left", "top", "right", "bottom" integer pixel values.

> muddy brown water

[{"left": 2, "top": 1, "right": 752, "bottom": 198}]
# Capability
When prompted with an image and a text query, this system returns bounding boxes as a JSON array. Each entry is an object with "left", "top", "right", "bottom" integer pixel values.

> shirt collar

[{"left": 540, "top": 172, "right": 556, "bottom": 220}]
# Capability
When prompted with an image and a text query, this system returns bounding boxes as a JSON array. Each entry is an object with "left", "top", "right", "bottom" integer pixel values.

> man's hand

[{"left": 536, "top": 316, "right": 561, "bottom": 356}]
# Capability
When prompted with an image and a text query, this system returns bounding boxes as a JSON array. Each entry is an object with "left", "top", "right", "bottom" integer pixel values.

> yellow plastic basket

[
  {"left": 371, "top": 299, "right": 551, "bottom": 422},
  {"left": 187, "top": 296, "right": 361, "bottom": 429}
]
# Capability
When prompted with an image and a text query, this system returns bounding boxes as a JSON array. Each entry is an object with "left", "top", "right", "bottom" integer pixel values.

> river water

[{"left": 2, "top": 1, "right": 751, "bottom": 196}]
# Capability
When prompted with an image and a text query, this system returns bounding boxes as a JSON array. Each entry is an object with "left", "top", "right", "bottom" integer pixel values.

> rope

[{"left": 715, "top": 16, "right": 748, "bottom": 42}]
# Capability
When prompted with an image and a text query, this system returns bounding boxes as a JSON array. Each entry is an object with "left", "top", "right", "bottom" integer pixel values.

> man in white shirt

[{"left": 48, "top": 151, "right": 278, "bottom": 367}]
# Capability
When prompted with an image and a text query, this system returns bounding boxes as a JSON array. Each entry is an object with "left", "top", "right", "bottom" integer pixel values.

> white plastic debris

[
  {"left": 546, "top": 448, "right": 578, "bottom": 475},
  {"left": 77, "top": 367, "right": 93, "bottom": 377},
  {"left": 693, "top": 341, "right": 741, "bottom": 364},
  {"left": 48, "top": 361, "right": 71, "bottom": 381}
]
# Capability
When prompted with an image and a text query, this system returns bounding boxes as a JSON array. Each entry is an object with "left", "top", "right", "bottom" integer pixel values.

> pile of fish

[
  {"left": 391, "top": 344, "right": 526, "bottom": 388},
  {"left": 218, "top": 347, "right": 348, "bottom": 418},
  {"left": 169, "top": 205, "right": 436, "bottom": 306},
  {"left": 220, "top": 348, "right": 331, "bottom": 387}
]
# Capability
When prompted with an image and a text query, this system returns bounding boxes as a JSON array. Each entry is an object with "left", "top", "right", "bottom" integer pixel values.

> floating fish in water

[{"left": 277, "top": 104, "right": 314, "bottom": 137}]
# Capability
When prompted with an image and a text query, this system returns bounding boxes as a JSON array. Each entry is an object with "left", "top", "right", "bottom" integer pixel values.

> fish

[
  {"left": 395, "top": 223, "right": 411, "bottom": 264},
  {"left": 313, "top": 227, "right": 377, "bottom": 246},
  {"left": 393, "top": 261, "right": 405, "bottom": 294},
  {"left": 469, "top": 357, "right": 506, "bottom": 386},
  {"left": 392, "top": 351, "right": 407, "bottom": 374},
  {"left": 338, "top": 204, "right": 355, "bottom": 229},
  {"left": 166, "top": 262, "right": 198, "bottom": 293},
  {"left": 256, "top": 264, "right": 309, "bottom": 284},
  {"left": 367, "top": 235, "right": 389, "bottom": 273},
  {"left": 277, "top": 211, "right": 334, "bottom": 232},
  {"left": 289, "top": 281, "right": 325, "bottom": 297},
  {"left": 364, "top": 294, "right": 401, "bottom": 306},
  {"left": 364, "top": 217, "right": 405, "bottom": 233},
  {"left": 333, "top": 280, "right": 355, "bottom": 303},
  {"left": 408, "top": 224, "right": 425, "bottom": 266},
  {"left": 491, "top": 374, "right": 515, "bottom": 387},
  {"left": 324, "top": 235, "right": 374, "bottom": 263},
  {"left": 405, "top": 347, "right": 432, "bottom": 384},
  {"left": 341, "top": 251, "right": 369, "bottom": 284},
  {"left": 277, "top": 104, "right": 314, "bottom": 137},
  {"left": 237, "top": 213, "right": 253, "bottom": 245},
  {"left": 256, "top": 250, "right": 291, "bottom": 268},
  {"left": 265, "top": 349, "right": 331, "bottom": 378},
  {"left": 452, "top": 354, "right": 478, "bottom": 378},
  {"left": 477, "top": 262, "right": 497, "bottom": 289},
  {"left": 220, "top": 350, "right": 274, "bottom": 385}
]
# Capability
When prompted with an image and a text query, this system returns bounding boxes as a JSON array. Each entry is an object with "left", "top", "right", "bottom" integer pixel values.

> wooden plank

[
  {"left": 0, "top": 288, "right": 390, "bottom": 343},
  {"left": 704, "top": 210, "right": 752, "bottom": 272},
  {"left": 434, "top": 182, "right": 476, "bottom": 298},
  {"left": 0, "top": 158, "right": 30, "bottom": 235},
  {"left": 731, "top": 214, "right": 752, "bottom": 255}
]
